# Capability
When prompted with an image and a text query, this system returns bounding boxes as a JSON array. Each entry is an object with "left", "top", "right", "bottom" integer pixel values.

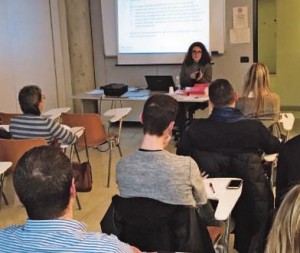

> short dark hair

[
  {"left": 13, "top": 146, "right": 73, "bottom": 220},
  {"left": 209, "top": 79, "right": 235, "bottom": 107},
  {"left": 18, "top": 85, "right": 42, "bottom": 115},
  {"left": 184, "top": 41, "right": 211, "bottom": 66},
  {"left": 142, "top": 94, "right": 178, "bottom": 136}
]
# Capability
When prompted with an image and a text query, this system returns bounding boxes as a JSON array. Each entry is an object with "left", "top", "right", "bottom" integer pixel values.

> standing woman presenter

[{"left": 180, "top": 42, "right": 212, "bottom": 87}]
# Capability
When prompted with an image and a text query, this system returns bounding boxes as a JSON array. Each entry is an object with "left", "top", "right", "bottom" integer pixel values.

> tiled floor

[{"left": 1, "top": 117, "right": 300, "bottom": 252}]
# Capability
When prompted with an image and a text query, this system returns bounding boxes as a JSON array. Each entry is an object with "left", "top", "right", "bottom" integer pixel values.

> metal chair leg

[
  {"left": 76, "top": 194, "right": 82, "bottom": 210},
  {"left": 117, "top": 143, "right": 123, "bottom": 157},
  {"left": 223, "top": 214, "right": 231, "bottom": 253},
  {"left": 0, "top": 174, "right": 4, "bottom": 210},
  {"left": 0, "top": 174, "right": 8, "bottom": 209},
  {"left": 107, "top": 141, "right": 113, "bottom": 188},
  {"left": 2, "top": 192, "right": 8, "bottom": 205}
]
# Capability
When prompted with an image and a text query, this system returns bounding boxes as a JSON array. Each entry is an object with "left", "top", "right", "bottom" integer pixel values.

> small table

[
  {"left": 0, "top": 161, "right": 12, "bottom": 210},
  {"left": 204, "top": 177, "right": 243, "bottom": 253},
  {"left": 73, "top": 89, "right": 209, "bottom": 118}
]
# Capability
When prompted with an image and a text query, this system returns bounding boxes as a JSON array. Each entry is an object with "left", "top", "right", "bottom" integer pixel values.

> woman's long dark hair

[{"left": 183, "top": 42, "right": 211, "bottom": 66}]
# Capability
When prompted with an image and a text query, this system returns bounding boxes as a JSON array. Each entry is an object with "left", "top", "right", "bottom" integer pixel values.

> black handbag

[{"left": 72, "top": 132, "right": 93, "bottom": 192}]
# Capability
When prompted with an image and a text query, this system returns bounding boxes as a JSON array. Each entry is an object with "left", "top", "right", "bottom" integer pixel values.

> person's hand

[
  {"left": 196, "top": 71, "right": 203, "bottom": 81},
  {"left": 201, "top": 170, "right": 209, "bottom": 178},
  {"left": 131, "top": 246, "right": 142, "bottom": 253},
  {"left": 190, "top": 71, "right": 198, "bottom": 79}
]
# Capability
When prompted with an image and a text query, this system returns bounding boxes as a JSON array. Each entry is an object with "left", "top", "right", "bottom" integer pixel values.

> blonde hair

[
  {"left": 265, "top": 185, "right": 300, "bottom": 253},
  {"left": 243, "top": 63, "right": 271, "bottom": 117}
]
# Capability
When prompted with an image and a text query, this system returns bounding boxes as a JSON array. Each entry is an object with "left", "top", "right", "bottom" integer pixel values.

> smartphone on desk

[{"left": 227, "top": 179, "right": 243, "bottom": 189}]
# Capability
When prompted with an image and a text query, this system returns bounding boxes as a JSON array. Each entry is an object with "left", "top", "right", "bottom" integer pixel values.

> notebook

[{"left": 145, "top": 75, "right": 175, "bottom": 92}]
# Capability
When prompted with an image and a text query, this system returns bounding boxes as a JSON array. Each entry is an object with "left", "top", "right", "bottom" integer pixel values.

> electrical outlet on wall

[{"left": 240, "top": 56, "right": 249, "bottom": 63}]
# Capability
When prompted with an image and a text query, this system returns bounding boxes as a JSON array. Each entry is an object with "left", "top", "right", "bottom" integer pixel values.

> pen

[{"left": 209, "top": 183, "right": 215, "bottom": 194}]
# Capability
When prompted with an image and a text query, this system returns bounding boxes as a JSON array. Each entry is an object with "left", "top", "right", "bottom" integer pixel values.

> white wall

[{"left": 0, "top": 0, "right": 72, "bottom": 113}]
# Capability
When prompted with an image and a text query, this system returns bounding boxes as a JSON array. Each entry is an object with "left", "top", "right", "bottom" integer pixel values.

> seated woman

[
  {"left": 10, "top": 85, "right": 77, "bottom": 145},
  {"left": 265, "top": 185, "right": 300, "bottom": 253},
  {"left": 236, "top": 63, "right": 280, "bottom": 120},
  {"left": 176, "top": 42, "right": 212, "bottom": 138},
  {"left": 180, "top": 41, "right": 212, "bottom": 87}
]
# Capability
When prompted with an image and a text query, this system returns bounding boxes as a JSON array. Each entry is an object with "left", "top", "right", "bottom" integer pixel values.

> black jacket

[
  {"left": 276, "top": 134, "right": 300, "bottom": 208},
  {"left": 177, "top": 107, "right": 281, "bottom": 156},
  {"left": 101, "top": 195, "right": 214, "bottom": 253},
  {"left": 177, "top": 107, "right": 280, "bottom": 253}
]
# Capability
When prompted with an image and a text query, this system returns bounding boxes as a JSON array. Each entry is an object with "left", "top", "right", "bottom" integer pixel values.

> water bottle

[{"left": 175, "top": 75, "right": 181, "bottom": 90}]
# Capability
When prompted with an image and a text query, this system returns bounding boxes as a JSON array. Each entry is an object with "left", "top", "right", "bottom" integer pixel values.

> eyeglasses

[{"left": 192, "top": 50, "right": 202, "bottom": 54}]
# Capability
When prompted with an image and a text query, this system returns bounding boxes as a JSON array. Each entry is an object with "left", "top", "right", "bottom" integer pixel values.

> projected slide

[{"left": 118, "top": 0, "right": 210, "bottom": 54}]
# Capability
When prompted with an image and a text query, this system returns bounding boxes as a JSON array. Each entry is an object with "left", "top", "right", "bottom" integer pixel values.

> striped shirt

[
  {"left": 9, "top": 114, "right": 77, "bottom": 145},
  {"left": 0, "top": 219, "right": 134, "bottom": 253}
]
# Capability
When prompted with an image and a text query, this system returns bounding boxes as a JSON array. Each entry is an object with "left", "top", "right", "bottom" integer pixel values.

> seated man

[
  {"left": 116, "top": 94, "right": 216, "bottom": 225},
  {"left": 177, "top": 79, "right": 281, "bottom": 253},
  {"left": 276, "top": 134, "right": 300, "bottom": 208},
  {"left": 0, "top": 146, "right": 140, "bottom": 253},
  {"left": 10, "top": 85, "right": 77, "bottom": 145}
]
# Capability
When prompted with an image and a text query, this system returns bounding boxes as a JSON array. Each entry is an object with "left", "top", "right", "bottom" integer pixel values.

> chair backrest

[
  {"left": 101, "top": 195, "right": 214, "bottom": 253},
  {"left": 61, "top": 113, "right": 106, "bottom": 147},
  {"left": 0, "top": 138, "right": 47, "bottom": 171},
  {"left": 0, "top": 112, "right": 21, "bottom": 124}
]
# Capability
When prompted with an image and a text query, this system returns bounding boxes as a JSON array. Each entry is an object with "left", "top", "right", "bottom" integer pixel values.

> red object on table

[{"left": 188, "top": 83, "right": 209, "bottom": 95}]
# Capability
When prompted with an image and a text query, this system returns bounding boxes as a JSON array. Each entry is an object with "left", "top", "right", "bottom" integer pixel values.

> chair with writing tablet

[
  {"left": 260, "top": 112, "right": 295, "bottom": 143},
  {"left": 60, "top": 124, "right": 86, "bottom": 210},
  {"left": 0, "top": 138, "right": 47, "bottom": 206},
  {"left": 261, "top": 113, "right": 295, "bottom": 192},
  {"left": 61, "top": 107, "right": 131, "bottom": 187},
  {"left": 0, "top": 112, "right": 21, "bottom": 124},
  {"left": 0, "top": 162, "right": 12, "bottom": 211}
]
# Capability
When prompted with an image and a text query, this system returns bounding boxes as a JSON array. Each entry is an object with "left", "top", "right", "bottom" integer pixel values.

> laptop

[{"left": 145, "top": 75, "right": 175, "bottom": 92}]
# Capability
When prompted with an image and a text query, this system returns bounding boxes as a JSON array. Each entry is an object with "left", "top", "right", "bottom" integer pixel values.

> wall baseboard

[{"left": 281, "top": 106, "right": 300, "bottom": 111}]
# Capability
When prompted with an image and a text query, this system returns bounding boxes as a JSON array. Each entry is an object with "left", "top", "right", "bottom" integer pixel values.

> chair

[
  {"left": 0, "top": 162, "right": 12, "bottom": 210},
  {"left": 192, "top": 151, "right": 274, "bottom": 253},
  {"left": 101, "top": 195, "right": 215, "bottom": 253},
  {"left": 0, "top": 138, "right": 47, "bottom": 206},
  {"left": 262, "top": 112, "right": 295, "bottom": 143},
  {"left": 60, "top": 125, "right": 86, "bottom": 210},
  {"left": 263, "top": 153, "right": 278, "bottom": 193},
  {"left": 207, "top": 226, "right": 224, "bottom": 251},
  {"left": 61, "top": 108, "right": 131, "bottom": 187},
  {"left": 0, "top": 138, "right": 47, "bottom": 172},
  {"left": 261, "top": 113, "right": 295, "bottom": 193},
  {"left": 0, "top": 112, "right": 21, "bottom": 124},
  {"left": 278, "top": 112, "right": 295, "bottom": 141}
]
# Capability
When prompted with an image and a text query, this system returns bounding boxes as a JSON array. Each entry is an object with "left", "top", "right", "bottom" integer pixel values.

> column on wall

[{"left": 65, "top": 0, "right": 96, "bottom": 112}]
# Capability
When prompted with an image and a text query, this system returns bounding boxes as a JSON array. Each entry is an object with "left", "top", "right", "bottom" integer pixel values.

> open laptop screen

[{"left": 145, "top": 75, "right": 175, "bottom": 92}]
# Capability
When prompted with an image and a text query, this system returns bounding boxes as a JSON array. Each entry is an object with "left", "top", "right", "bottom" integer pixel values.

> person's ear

[
  {"left": 38, "top": 101, "right": 44, "bottom": 112},
  {"left": 208, "top": 100, "right": 214, "bottom": 110},
  {"left": 139, "top": 113, "right": 143, "bottom": 124},
  {"left": 168, "top": 121, "right": 175, "bottom": 132},
  {"left": 233, "top": 91, "right": 239, "bottom": 102},
  {"left": 70, "top": 178, "right": 76, "bottom": 198}
]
